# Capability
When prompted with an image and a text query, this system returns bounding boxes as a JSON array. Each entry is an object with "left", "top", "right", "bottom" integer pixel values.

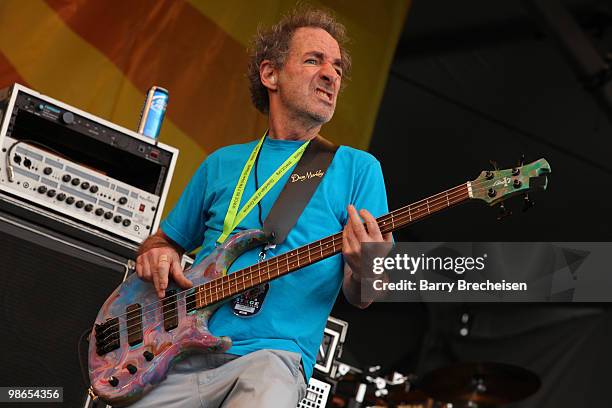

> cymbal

[{"left": 419, "top": 362, "right": 540, "bottom": 406}]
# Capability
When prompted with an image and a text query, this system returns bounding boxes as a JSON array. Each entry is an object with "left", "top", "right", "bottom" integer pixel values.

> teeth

[{"left": 317, "top": 89, "right": 331, "bottom": 100}]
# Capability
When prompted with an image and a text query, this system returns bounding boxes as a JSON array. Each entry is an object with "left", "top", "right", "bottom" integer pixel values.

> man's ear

[{"left": 260, "top": 60, "right": 278, "bottom": 91}]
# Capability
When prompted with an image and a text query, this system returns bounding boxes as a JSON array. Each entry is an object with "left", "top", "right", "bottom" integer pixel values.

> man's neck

[{"left": 267, "top": 114, "right": 321, "bottom": 141}]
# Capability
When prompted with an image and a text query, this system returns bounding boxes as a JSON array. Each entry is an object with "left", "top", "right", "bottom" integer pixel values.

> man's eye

[
  {"left": 335, "top": 69, "right": 343, "bottom": 77},
  {"left": 305, "top": 59, "right": 317, "bottom": 64}
]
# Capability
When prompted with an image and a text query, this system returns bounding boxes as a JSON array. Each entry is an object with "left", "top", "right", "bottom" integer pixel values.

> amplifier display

[{"left": 0, "top": 84, "right": 179, "bottom": 244}]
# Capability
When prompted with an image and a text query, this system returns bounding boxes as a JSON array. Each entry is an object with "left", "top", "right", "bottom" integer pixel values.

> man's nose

[{"left": 320, "top": 62, "right": 340, "bottom": 84}]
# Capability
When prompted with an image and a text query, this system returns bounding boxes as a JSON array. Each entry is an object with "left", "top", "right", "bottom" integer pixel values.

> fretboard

[{"left": 192, "top": 182, "right": 471, "bottom": 309}]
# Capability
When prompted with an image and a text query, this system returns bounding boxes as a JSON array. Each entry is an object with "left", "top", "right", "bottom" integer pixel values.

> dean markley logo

[{"left": 290, "top": 170, "right": 324, "bottom": 182}]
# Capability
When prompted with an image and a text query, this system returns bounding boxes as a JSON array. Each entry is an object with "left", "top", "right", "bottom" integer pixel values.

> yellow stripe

[
  {"left": 319, "top": 0, "right": 412, "bottom": 149},
  {"left": 188, "top": 0, "right": 293, "bottom": 47},
  {"left": 0, "top": 0, "right": 207, "bottom": 215},
  {"left": 189, "top": 0, "right": 411, "bottom": 150}
]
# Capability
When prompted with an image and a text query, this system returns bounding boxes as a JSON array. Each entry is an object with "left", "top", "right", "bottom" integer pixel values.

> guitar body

[{"left": 88, "top": 229, "right": 268, "bottom": 406}]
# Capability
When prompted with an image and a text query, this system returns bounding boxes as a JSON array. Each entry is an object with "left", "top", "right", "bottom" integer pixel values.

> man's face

[{"left": 275, "top": 27, "right": 343, "bottom": 125}]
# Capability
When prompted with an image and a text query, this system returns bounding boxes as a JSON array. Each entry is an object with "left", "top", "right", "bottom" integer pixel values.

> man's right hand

[{"left": 135, "top": 231, "right": 193, "bottom": 299}]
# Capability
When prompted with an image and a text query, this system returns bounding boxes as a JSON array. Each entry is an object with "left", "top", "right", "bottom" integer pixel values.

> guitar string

[
  {"left": 94, "top": 173, "right": 532, "bottom": 343},
  {"left": 95, "top": 176, "right": 531, "bottom": 344},
  {"left": 94, "top": 175, "right": 531, "bottom": 343},
  {"left": 95, "top": 184, "right": 472, "bottom": 343}
]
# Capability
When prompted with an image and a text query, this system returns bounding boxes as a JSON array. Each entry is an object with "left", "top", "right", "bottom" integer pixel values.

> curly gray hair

[{"left": 247, "top": 7, "right": 352, "bottom": 114}]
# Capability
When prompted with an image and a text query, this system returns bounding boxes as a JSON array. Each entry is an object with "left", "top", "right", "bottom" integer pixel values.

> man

[{"left": 133, "top": 7, "right": 392, "bottom": 408}]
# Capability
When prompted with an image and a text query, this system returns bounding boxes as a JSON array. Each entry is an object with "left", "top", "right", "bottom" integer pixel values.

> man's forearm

[
  {"left": 342, "top": 264, "right": 372, "bottom": 309},
  {"left": 342, "top": 263, "right": 390, "bottom": 309},
  {"left": 137, "top": 230, "right": 185, "bottom": 257}
]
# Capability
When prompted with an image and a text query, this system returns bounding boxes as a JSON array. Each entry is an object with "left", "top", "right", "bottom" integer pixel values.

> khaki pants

[{"left": 127, "top": 349, "right": 307, "bottom": 408}]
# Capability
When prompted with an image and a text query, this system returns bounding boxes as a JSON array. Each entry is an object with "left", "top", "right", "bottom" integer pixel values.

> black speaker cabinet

[{"left": 0, "top": 203, "right": 134, "bottom": 407}]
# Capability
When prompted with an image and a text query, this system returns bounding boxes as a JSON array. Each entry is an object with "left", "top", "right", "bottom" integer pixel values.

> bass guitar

[{"left": 88, "top": 158, "right": 551, "bottom": 406}]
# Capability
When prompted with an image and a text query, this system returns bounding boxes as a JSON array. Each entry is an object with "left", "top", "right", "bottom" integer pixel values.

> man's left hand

[{"left": 342, "top": 204, "right": 393, "bottom": 279}]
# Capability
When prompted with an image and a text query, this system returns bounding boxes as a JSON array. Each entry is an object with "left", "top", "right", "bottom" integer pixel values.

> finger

[
  {"left": 136, "top": 256, "right": 143, "bottom": 278},
  {"left": 151, "top": 262, "right": 160, "bottom": 297},
  {"left": 170, "top": 259, "right": 192, "bottom": 289},
  {"left": 156, "top": 256, "right": 171, "bottom": 298},
  {"left": 344, "top": 219, "right": 361, "bottom": 256},
  {"left": 347, "top": 205, "right": 368, "bottom": 241},
  {"left": 383, "top": 232, "right": 393, "bottom": 243},
  {"left": 360, "top": 209, "right": 383, "bottom": 241},
  {"left": 342, "top": 224, "right": 353, "bottom": 255},
  {"left": 141, "top": 256, "right": 152, "bottom": 281}
]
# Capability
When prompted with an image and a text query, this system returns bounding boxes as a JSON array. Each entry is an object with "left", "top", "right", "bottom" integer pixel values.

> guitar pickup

[
  {"left": 186, "top": 289, "right": 197, "bottom": 314},
  {"left": 162, "top": 289, "right": 178, "bottom": 331},
  {"left": 126, "top": 304, "right": 143, "bottom": 346}
]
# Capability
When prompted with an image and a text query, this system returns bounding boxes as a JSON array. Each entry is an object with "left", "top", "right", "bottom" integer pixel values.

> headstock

[{"left": 469, "top": 158, "right": 551, "bottom": 215}]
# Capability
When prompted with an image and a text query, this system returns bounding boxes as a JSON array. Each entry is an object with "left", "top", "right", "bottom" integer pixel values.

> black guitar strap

[
  {"left": 231, "top": 135, "right": 338, "bottom": 317},
  {"left": 263, "top": 135, "right": 338, "bottom": 245}
]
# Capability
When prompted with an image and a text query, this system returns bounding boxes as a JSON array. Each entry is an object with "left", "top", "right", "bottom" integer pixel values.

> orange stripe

[
  {"left": 44, "top": 0, "right": 265, "bottom": 152},
  {"left": 0, "top": 52, "right": 28, "bottom": 89}
]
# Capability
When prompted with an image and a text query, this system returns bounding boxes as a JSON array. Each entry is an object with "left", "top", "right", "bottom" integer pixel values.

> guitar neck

[{"left": 192, "top": 183, "right": 471, "bottom": 308}]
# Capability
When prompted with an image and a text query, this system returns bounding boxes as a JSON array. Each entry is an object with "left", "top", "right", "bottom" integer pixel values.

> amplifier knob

[
  {"left": 122, "top": 219, "right": 132, "bottom": 227},
  {"left": 66, "top": 197, "right": 75, "bottom": 205},
  {"left": 95, "top": 208, "right": 104, "bottom": 216},
  {"left": 81, "top": 182, "right": 90, "bottom": 190},
  {"left": 62, "top": 174, "right": 71, "bottom": 182},
  {"left": 23, "top": 158, "right": 32, "bottom": 168},
  {"left": 46, "top": 189, "right": 56, "bottom": 198},
  {"left": 71, "top": 178, "right": 80, "bottom": 186},
  {"left": 118, "top": 197, "right": 128, "bottom": 205},
  {"left": 113, "top": 215, "right": 123, "bottom": 223},
  {"left": 56, "top": 193, "right": 66, "bottom": 201},
  {"left": 84, "top": 204, "right": 94, "bottom": 212},
  {"left": 13, "top": 155, "right": 21, "bottom": 164},
  {"left": 104, "top": 211, "right": 113, "bottom": 220},
  {"left": 61, "top": 111, "right": 74, "bottom": 125},
  {"left": 75, "top": 200, "right": 84, "bottom": 209},
  {"left": 37, "top": 185, "right": 47, "bottom": 194},
  {"left": 90, "top": 185, "right": 99, "bottom": 193},
  {"left": 43, "top": 167, "right": 53, "bottom": 175}
]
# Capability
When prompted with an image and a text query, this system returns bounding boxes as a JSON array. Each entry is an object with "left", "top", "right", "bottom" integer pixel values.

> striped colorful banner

[{"left": 0, "top": 0, "right": 410, "bottom": 214}]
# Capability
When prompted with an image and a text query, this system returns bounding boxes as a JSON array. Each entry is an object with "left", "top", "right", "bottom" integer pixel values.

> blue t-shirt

[{"left": 160, "top": 137, "right": 389, "bottom": 379}]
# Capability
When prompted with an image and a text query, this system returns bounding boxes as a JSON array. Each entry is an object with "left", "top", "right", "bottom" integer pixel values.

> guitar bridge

[{"left": 95, "top": 317, "right": 120, "bottom": 355}]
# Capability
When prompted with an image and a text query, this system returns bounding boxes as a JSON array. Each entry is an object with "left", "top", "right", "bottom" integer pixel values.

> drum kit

[{"left": 329, "top": 362, "right": 541, "bottom": 408}]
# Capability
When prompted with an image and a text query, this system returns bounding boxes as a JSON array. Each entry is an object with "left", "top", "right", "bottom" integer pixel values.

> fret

[
  {"left": 229, "top": 275, "right": 237, "bottom": 297},
  {"left": 188, "top": 183, "right": 473, "bottom": 311}
]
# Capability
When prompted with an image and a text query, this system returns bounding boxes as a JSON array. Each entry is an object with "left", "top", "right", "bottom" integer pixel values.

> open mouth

[{"left": 316, "top": 88, "right": 333, "bottom": 103}]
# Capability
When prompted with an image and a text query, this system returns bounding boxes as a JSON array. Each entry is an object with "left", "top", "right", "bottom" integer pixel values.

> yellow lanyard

[{"left": 217, "top": 133, "right": 310, "bottom": 244}]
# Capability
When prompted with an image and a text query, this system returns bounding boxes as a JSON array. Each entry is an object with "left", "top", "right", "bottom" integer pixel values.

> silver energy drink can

[{"left": 138, "top": 86, "right": 168, "bottom": 140}]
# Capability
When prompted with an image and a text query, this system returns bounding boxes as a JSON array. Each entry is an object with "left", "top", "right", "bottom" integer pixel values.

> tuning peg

[
  {"left": 497, "top": 202, "right": 512, "bottom": 220},
  {"left": 522, "top": 193, "right": 535, "bottom": 212},
  {"left": 489, "top": 160, "right": 499, "bottom": 171},
  {"left": 518, "top": 154, "right": 525, "bottom": 167}
]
